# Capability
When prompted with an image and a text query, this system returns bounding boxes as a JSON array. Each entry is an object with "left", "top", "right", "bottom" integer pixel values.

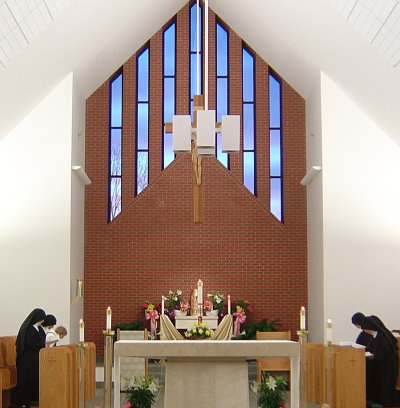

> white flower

[
  {"left": 177, "top": 290, "right": 182, "bottom": 295},
  {"left": 169, "top": 290, "right": 173, "bottom": 295},
  {"left": 250, "top": 381, "right": 259, "bottom": 394},
  {"left": 266, "top": 376, "right": 277, "bottom": 391},
  {"left": 148, "top": 381, "right": 158, "bottom": 394},
  {"left": 198, "top": 328, "right": 203, "bottom": 334}
]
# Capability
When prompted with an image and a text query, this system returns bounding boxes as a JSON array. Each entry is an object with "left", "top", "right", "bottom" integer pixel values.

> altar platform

[{"left": 113, "top": 339, "right": 300, "bottom": 408}]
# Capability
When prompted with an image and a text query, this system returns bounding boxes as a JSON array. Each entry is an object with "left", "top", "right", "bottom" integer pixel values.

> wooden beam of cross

[{"left": 165, "top": 95, "right": 221, "bottom": 223}]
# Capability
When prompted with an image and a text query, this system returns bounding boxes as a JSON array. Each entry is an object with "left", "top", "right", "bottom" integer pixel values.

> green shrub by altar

[
  {"left": 112, "top": 320, "right": 144, "bottom": 341},
  {"left": 232, "top": 318, "right": 280, "bottom": 340},
  {"left": 251, "top": 372, "right": 287, "bottom": 408}
]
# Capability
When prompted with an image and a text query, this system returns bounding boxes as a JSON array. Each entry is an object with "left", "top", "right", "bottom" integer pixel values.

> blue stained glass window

[
  {"left": 270, "top": 178, "right": 282, "bottom": 221},
  {"left": 109, "top": 72, "right": 123, "bottom": 221},
  {"left": 110, "top": 128, "right": 122, "bottom": 176},
  {"left": 164, "top": 24, "right": 175, "bottom": 76},
  {"left": 242, "top": 49, "right": 254, "bottom": 102},
  {"left": 242, "top": 46, "right": 255, "bottom": 194},
  {"left": 136, "top": 152, "right": 149, "bottom": 195},
  {"left": 270, "top": 129, "right": 281, "bottom": 177},
  {"left": 269, "top": 75, "right": 281, "bottom": 128},
  {"left": 216, "top": 24, "right": 228, "bottom": 76},
  {"left": 136, "top": 46, "right": 149, "bottom": 195},
  {"left": 190, "top": 3, "right": 202, "bottom": 118},
  {"left": 137, "top": 49, "right": 149, "bottom": 101},
  {"left": 243, "top": 104, "right": 254, "bottom": 150},
  {"left": 163, "top": 22, "right": 176, "bottom": 169},
  {"left": 269, "top": 72, "right": 283, "bottom": 222},
  {"left": 216, "top": 22, "right": 229, "bottom": 168},
  {"left": 111, "top": 75, "right": 122, "bottom": 128},
  {"left": 137, "top": 103, "right": 149, "bottom": 150},
  {"left": 243, "top": 151, "right": 255, "bottom": 194}
]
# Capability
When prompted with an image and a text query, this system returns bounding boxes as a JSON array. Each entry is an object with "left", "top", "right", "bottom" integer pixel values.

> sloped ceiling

[{"left": 0, "top": 0, "right": 399, "bottom": 146}]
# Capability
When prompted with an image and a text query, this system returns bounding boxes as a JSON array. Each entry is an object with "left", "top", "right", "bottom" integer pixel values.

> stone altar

[{"left": 113, "top": 340, "right": 300, "bottom": 408}]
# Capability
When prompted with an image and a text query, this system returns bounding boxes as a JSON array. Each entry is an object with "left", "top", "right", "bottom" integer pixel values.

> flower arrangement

[
  {"left": 251, "top": 373, "right": 287, "bottom": 408},
  {"left": 207, "top": 291, "right": 225, "bottom": 313},
  {"left": 141, "top": 302, "right": 161, "bottom": 314},
  {"left": 185, "top": 322, "right": 213, "bottom": 339},
  {"left": 233, "top": 298, "right": 253, "bottom": 314},
  {"left": 166, "top": 289, "right": 183, "bottom": 312},
  {"left": 123, "top": 375, "right": 162, "bottom": 408},
  {"left": 203, "top": 300, "right": 213, "bottom": 312}
]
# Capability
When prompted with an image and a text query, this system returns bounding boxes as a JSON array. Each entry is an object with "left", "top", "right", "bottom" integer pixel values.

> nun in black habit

[
  {"left": 360, "top": 315, "right": 399, "bottom": 407},
  {"left": 352, "top": 312, "right": 373, "bottom": 346},
  {"left": 15, "top": 308, "right": 46, "bottom": 407}
]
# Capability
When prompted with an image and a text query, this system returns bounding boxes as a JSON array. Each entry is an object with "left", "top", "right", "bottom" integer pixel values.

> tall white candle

[
  {"left": 300, "top": 306, "right": 306, "bottom": 330},
  {"left": 106, "top": 307, "right": 112, "bottom": 330},
  {"left": 79, "top": 319, "right": 84, "bottom": 343},
  {"left": 197, "top": 279, "right": 203, "bottom": 305},
  {"left": 162, "top": 296, "right": 165, "bottom": 315},
  {"left": 228, "top": 295, "right": 231, "bottom": 314},
  {"left": 326, "top": 319, "right": 333, "bottom": 344}
]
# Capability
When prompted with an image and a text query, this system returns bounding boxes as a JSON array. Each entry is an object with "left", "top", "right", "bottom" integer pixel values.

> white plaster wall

[
  {"left": 320, "top": 73, "right": 400, "bottom": 344},
  {"left": 305, "top": 76, "right": 324, "bottom": 343},
  {"left": 70, "top": 77, "right": 86, "bottom": 343},
  {"left": 0, "top": 75, "right": 73, "bottom": 339}
]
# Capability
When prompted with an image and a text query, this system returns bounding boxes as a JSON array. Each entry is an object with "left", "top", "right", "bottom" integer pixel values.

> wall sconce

[
  {"left": 76, "top": 279, "right": 84, "bottom": 298},
  {"left": 300, "top": 166, "right": 322, "bottom": 186},
  {"left": 72, "top": 165, "right": 91, "bottom": 185}
]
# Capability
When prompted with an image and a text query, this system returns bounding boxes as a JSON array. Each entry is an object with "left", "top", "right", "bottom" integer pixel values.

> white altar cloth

[{"left": 114, "top": 340, "right": 300, "bottom": 408}]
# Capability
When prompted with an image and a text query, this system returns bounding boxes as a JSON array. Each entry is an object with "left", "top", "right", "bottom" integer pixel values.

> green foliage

[
  {"left": 232, "top": 318, "right": 280, "bottom": 340},
  {"left": 112, "top": 321, "right": 144, "bottom": 341},
  {"left": 252, "top": 372, "right": 287, "bottom": 408},
  {"left": 124, "top": 376, "right": 161, "bottom": 408}
]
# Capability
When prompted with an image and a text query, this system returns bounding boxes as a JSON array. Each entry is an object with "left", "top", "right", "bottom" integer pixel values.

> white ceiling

[
  {"left": 329, "top": 0, "right": 400, "bottom": 68},
  {"left": 0, "top": 0, "right": 73, "bottom": 68},
  {"left": 0, "top": 0, "right": 399, "bottom": 146}
]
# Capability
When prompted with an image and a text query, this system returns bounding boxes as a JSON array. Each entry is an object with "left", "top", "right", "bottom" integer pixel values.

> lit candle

[
  {"left": 228, "top": 295, "right": 231, "bottom": 314},
  {"left": 326, "top": 319, "right": 333, "bottom": 344},
  {"left": 162, "top": 296, "right": 165, "bottom": 315},
  {"left": 197, "top": 279, "right": 203, "bottom": 305},
  {"left": 79, "top": 319, "right": 84, "bottom": 343},
  {"left": 106, "top": 307, "right": 112, "bottom": 330},
  {"left": 300, "top": 306, "right": 306, "bottom": 330}
]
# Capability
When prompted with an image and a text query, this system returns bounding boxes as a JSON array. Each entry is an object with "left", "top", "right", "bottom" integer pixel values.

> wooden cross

[{"left": 165, "top": 95, "right": 221, "bottom": 223}]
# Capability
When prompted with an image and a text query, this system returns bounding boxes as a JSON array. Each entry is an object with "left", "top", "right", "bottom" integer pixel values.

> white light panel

[
  {"left": 329, "top": 0, "right": 400, "bottom": 68},
  {"left": 0, "top": 0, "right": 74, "bottom": 68}
]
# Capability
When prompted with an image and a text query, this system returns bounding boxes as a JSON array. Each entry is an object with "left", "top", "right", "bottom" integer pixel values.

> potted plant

[
  {"left": 207, "top": 291, "right": 225, "bottom": 315},
  {"left": 251, "top": 372, "right": 287, "bottom": 408},
  {"left": 123, "top": 375, "right": 162, "bottom": 408},
  {"left": 166, "top": 289, "right": 183, "bottom": 316}
]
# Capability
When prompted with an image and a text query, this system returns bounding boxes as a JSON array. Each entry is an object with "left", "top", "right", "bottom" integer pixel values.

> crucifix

[{"left": 165, "top": 94, "right": 220, "bottom": 223}]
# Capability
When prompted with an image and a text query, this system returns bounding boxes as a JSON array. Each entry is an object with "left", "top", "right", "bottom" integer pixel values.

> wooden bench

[
  {"left": 0, "top": 336, "right": 17, "bottom": 408},
  {"left": 39, "top": 342, "right": 96, "bottom": 408}
]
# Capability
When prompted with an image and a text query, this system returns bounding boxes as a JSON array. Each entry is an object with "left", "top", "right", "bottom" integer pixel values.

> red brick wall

[{"left": 85, "top": 3, "right": 307, "bottom": 350}]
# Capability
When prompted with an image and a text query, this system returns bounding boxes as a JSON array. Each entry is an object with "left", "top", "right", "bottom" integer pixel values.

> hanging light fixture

[{"left": 172, "top": 0, "right": 240, "bottom": 157}]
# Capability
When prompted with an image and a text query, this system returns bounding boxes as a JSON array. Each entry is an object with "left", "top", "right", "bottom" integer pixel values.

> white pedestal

[{"left": 174, "top": 315, "right": 218, "bottom": 329}]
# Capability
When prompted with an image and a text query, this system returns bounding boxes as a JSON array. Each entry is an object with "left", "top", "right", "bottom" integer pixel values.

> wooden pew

[
  {"left": 306, "top": 343, "right": 365, "bottom": 408},
  {"left": 39, "top": 342, "right": 96, "bottom": 408},
  {"left": 0, "top": 336, "right": 17, "bottom": 408}
]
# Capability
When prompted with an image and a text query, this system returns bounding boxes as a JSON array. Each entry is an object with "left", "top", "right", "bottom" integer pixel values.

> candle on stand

[
  {"left": 162, "top": 296, "right": 165, "bottom": 314},
  {"left": 197, "top": 279, "right": 203, "bottom": 305},
  {"left": 326, "top": 319, "right": 333, "bottom": 344},
  {"left": 300, "top": 306, "right": 306, "bottom": 330},
  {"left": 79, "top": 319, "right": 84, "bottom": 342},
  {"left": 228, "top": 295, "right": 231, "bottom": 314},
  {"left": 106, "top": 306, "right": 112, "bottom": 330}
]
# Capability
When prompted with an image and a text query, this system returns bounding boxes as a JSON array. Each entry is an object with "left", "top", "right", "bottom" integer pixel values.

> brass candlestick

[
  {"left": 103, "top": 330, "right": 115, "bottom": 408},
  {"left": 297, "top": 330, "right": 309, "bottom": 408},
  {"left": 77, "top": 342, "right": 87, "bottom": 408}
]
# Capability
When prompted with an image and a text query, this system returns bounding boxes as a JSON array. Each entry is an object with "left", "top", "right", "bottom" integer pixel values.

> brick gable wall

[{"left": 85, "top": 2, "right": 306, "bottom": 349}]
